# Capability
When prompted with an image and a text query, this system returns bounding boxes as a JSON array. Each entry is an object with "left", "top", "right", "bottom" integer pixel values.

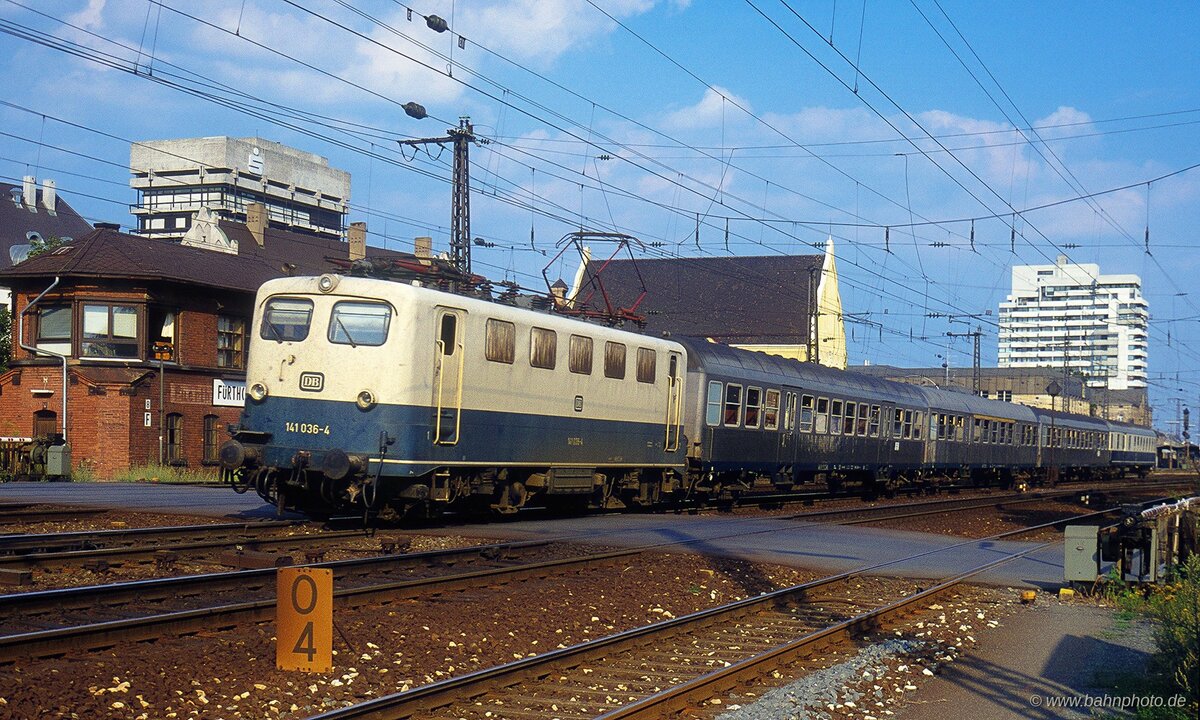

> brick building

[{"left": 0, "top": 212, "right": 396, "bottom": 477}]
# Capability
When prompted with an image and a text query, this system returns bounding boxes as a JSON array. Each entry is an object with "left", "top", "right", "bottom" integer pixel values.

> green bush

[
  {"left": 111, "top": 464, "right": 221, "bottom": 484},
  {"left": 1149, "top": 554, "right": 1200, "bottom": 717}
]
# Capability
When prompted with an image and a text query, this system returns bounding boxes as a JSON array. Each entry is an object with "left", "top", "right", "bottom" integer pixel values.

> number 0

[{"left": 291, "top": 574, "right": 318, "bottom": 614}]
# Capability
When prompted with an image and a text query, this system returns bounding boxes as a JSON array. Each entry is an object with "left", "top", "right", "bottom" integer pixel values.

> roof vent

[
  {"left": 9, "top": 187, "right": 21, "bottom": 206},
  {"left": 9, "top": 244, "right": 30, "bottom": 265}
]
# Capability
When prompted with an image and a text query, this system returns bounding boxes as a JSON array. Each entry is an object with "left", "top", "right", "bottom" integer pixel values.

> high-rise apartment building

[
  {"left": 130, "top": 137, "right": 349, "bottom": 241},
  {"left": 998, "top": 255, "right": 1148, "bottom": 390}
]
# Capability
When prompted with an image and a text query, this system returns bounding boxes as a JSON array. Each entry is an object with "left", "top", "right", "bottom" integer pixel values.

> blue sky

[{"left": 2, "top": 1, "right": 1199, "bottom": 431}]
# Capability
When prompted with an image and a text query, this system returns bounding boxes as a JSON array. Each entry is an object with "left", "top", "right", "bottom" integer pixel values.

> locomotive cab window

[
  {"left": 485, "top": 319, "right": 515, "bottom": 364},
  {"left": 261, "top": 297, "right": 314, "bottom": 342},
  {"left": 705, "top": 381, "right": 723, "bottom": 426},
  {"left": 329, "top": 301, "right": 391, "bottom": 347},
  {"left": 530, "top": 327, "right": 557, "bottom": 369},
  {"left": 724, "top": 384, "right": 743, "bottom": 427}
]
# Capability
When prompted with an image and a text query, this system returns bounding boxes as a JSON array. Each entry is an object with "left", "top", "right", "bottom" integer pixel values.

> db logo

[{"left": 299, "top": 372, "right": 324, "bottom": 392}]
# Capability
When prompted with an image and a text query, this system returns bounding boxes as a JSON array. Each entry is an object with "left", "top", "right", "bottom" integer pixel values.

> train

[{"left": 219, "top": 272, "right": 1158, "bottom": 519}]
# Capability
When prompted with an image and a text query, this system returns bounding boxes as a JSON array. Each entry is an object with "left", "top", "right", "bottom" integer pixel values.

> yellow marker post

[{"left": 277, "top": 567, "right": 333, "bottom": 672}]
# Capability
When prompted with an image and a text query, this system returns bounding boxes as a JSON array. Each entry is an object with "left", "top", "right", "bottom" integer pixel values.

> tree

[
  {"left": 0, "top": 307, "right": 10, "bottom": 371},
  {"left": 27, "top": 235, "right": 68, "bottom": 259}
]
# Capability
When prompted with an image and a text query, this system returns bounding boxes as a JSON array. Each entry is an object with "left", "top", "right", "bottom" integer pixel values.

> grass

[
  {"left": 107, "top": 464, "right": 223, "bottom": 484},
  {"left": 1096, "top": 554, "right": 1200, "bottom": 719}
]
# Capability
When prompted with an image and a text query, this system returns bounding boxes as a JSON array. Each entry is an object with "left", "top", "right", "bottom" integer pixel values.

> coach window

[
  {"left": 763, "top": 389, "right": 781, "bottom": 431},
  {"left": 800, "top": 395, "right": 815, "bottom": 433},
  {"left": 868, "top": 405, "right": 881, "bottom": 437},
  {"left": 604, "top": 341, "right": 626, "bottom": 379},
  {"left": 830, "top": 400, "right": 844, "bottom": 435},
  {"left": 856, "top": 403, "right": 869, "bottom": 436},
  {"left": 636, "top": 348, "right": 657, "bottom": 384},
  {"left": 569, "top": 335, "right": 593, "bottom": 374},
  {"left": 329, "top": 302, "right": 391, "bottom": 347},
  {"left": 902, "top": 410, "right": 914, "bottom": 439},
  {"left": 530, "top": 327, "right": 557, "bottom": 369},
  {"left": 81, "top": 303, "right": 139, "bottom": 358},
  {"left": 485, "top": 319, "right": 516, "bottom": 363},
  {"left": 912, "top": 412, "right": 924, "bottom": 439},
  {"left": 991, "top": 421, "right": 1000, "bottom": 444},
  {"left": 844, "top": 402, "right": 859, "bottom": 435},
  {"left": 815, "top": 397, "right": 830, "bottom": 434},
  {"left": 893, "top": 408, "right": 903, "bottom": 438},
  {"left": 724, "top": 384, "right": 743, "bottom": 427},
  {"left": 261, "top": 297, "right": 313, "bottom": 342},
  {"left": 36, "top": 304, "right": 72, "bottom": 356},
  {"left": 166, "top": 413, "right": 183, "bottom": 465},
  {"left": 957, "top": 416, "right": 967, "bottom": 442},
  {"left": 705, "top": 381, "right": 723, "bottom": 426},
  {"left": 745, "top": 387, "right": 762, "bottom": 428}
]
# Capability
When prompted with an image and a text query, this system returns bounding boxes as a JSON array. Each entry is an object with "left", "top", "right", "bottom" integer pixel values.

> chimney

[
  {"left": 246, "top": 202, "right": 266, "bottom": 247},
  {"left": 348, "top": 222, "right": 366, "bottom": 260},
  {"left": 41, "top": 179, "right": 57, "bottom": 215},
  {"left": 414, "top": 236, "right": 432, "bottom": 259},
  {"left": 22, "top": 175, "right": 36, "bottom": 211}
]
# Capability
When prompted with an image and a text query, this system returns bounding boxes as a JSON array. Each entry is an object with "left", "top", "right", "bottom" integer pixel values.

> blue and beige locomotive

[
  {"left": 221, "top": 272, "right": 1157, "bottom": 518},
  {"left": 221, "top": 273, "right": 687, "bottom": 517}
]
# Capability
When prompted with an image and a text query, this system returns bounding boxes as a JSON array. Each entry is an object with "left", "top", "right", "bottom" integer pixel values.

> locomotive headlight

[
  {"left": 317, "top": 273, "right": 340, "bottom": 293},
  {"left": 356, "top": 389, "right": 376, "bottom": 411},
  {"left": 248, "top": 382, "right": 269, "bottom": 402}
]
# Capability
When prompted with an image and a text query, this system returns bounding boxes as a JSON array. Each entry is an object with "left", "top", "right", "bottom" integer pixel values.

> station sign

[{"left": 212, "top": 379, "right": 247, "bottom": 407}]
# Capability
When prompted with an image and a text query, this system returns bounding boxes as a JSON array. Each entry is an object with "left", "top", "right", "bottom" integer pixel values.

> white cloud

[
  {"left": 67, "top": 0, "right": 107, "bottom": 30},
  {"left": 662, "top": 87, "right": 750, "bottom": 131}
]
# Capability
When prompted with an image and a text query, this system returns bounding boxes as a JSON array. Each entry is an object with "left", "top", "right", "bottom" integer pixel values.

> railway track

[
  {"left": 0, "top": 505, "right": 109, "bottom": 526},
  {"left": 0, "top": 486, "right": 1143, "bottom": 663},
  {"left": 306, "top": 517, "right": 1080, "bottom": 720}
]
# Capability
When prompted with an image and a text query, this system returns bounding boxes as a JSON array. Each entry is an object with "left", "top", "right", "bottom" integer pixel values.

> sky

[{"left": 2, "top": 1, "right": 1198, "bottom": 432}]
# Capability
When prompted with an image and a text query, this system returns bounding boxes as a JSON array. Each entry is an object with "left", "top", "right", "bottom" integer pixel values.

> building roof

[
  {"left": 0, "top": 223, "right": 407, "bottom": 293},
  {"left": 578, "top": 254, "right": 822, "bottom": 343},
  {"left": 0, "top": 181, "right": 93, "bottom": 272}
]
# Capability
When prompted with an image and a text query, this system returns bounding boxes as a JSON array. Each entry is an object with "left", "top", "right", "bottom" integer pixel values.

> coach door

[
  {"left": 664, "top": 352, "right": 683, "bottom": 452},
  {"left": 433, "top": 308, "right": 466, "bottom": 446},
  {"left": 778, "top": 386, "right": 801, "bottom": 465}
]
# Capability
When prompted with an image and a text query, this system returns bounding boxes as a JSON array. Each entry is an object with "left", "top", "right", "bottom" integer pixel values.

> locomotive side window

[
  {"left": 763, "top": 389, "right": 781, "bottom": 431},
  {"left": 869, "top": 405, "right": 881, "bottom": 437},
  {"left": 530, "top": 327, "right": 557, "bottom": 369},
  {"left": 745, "top": 387, "right": 762, "bottom": 428},
  {"left": 843, "top": 401, "right": 857, "bottom": 435},
  {"left": 604, "top": 342, "right": 627, "bottom": 379},
  {"left": 439, "top": 314, "right": 457, "bottom": 355},
  {"left": 636, "top": 348, "right": 657, "bottom": 384},
  {"left": 485, "top": 319, "right": 516, "bottom": 364},
  {"left": 815, "top": 397, "right": 829, "bottom": 434},
  {"left": 329, "top": 301, "right": 391, "bottom": 347},
  {"left": 705, "top": 381, "right": 723, "bottom": 426},
  {"left": 569, "top": 335, "right": 593, "bottom": 374},
  {"left": 724, "top": 384, "right": 743, "bottom": 427},
  {"left": 830, "top": 400, "right": 844, "bottom": 435},
  {"left": 261, "top": 297, "right": 313, "bottom": 342},
  {"left": 799, "top": 395, "right": 814, "bottom": 433}
]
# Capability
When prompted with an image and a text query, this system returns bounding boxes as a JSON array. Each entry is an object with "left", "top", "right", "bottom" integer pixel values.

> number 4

[{"left": 293, "top": 621, "right": 317, "bottom": 662}]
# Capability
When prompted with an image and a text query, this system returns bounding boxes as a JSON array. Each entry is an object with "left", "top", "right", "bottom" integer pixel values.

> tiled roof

[
  {"left": 0, "top": 223, "right": 408, "bottom": 293},
  {"left": 0, "top": 182, "right": 93, "bottom": 271},
  {"left": 578, "top": 254, "right": 822, "bottom": 342}
]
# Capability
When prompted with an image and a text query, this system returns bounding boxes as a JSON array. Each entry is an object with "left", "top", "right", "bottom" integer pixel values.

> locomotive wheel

[{"left": 492, "top": 481, "right": 528, "bottom": 514}]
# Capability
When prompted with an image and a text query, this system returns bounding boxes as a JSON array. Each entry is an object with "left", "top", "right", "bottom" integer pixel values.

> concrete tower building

[
  {"left": 998, "top": 255, "right": 1148, "bottom": 390},
  {"left": 130, "top": 137, "right": 350, "bottom": 242}
]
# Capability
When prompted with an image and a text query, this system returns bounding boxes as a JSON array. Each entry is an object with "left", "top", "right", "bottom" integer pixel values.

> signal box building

[{"left": 0, "top": 211, "right": 398, "bottom": 477}]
